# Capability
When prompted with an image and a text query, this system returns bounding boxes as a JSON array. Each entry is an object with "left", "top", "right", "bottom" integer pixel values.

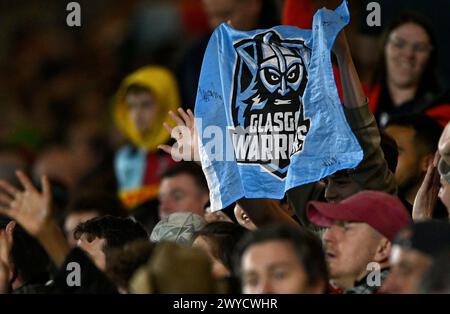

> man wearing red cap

[{"left": 307, "top": 190, "right": 411, "bottom": 293}]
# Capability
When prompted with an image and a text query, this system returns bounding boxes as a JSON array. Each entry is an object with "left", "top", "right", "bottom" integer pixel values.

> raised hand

[
  {"left": 0, "top": 171, "right": 70, "bottom": 267},
  {"left": 413, "top": 151, "right": 441, "bottom": 220},
  {"left": 158, "top": 108, "right": 200, "bottom": 163},
  {"left": 0, "top": 171, "right": 52, "bottom": 238}
]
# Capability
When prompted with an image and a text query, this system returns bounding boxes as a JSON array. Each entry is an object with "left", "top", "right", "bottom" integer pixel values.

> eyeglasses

[{"left": 388, "top": 36, "right": 433, "bottom": 54}]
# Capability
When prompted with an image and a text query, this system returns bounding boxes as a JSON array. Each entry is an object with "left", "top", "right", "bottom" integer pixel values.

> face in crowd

[
  {"left": 158, "top": 172, "right": 209, "bottom": 219},
  {"left": 384, "top": 125, "right": 426, "bottom": 190},
  {"left": 383, "top": 114, "right": 442, "bottom": 205},
  {"left": 241, "top": 240, "right": 315, "bottom": 293},
  {"left": 380, "top": 221, "right": 450, "bottom": 294},
  {"left": 324, "top": 172, "right": 361, "bottom": 203},
  {"left": 125, "top": 89, "right": 158, "bottom": 135},
  {"left": 73, "top": 216, "right": 149, "bottom": 271},
  {"left": 307, "top": 191, "right": 411, "bottom": 291},
  {"left": 323, "top": 221, "right": 391, "bottom": 289},
  {"left": 380, "top": 243, "right": 432, "bottom": 293},
  {"left": 385, "top": 22, "right": 432, "bottom": 90},
  {"left": 237, "top": 226, "right": 328, "bottom": 294}
]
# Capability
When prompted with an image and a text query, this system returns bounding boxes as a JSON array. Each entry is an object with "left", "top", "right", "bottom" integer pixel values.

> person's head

[
  {"left": 192, "top": 221, "right": 248, "bottom": 279},
  {"left": 380, "top": 220, "right": 450, "bottom": 294},
  {"left": 64, "top": 191, "right": 127, "bottom": 246},
  {"left": 125, "top": 83, "right": 157, "bottom": 135},
  {"left": 385, "top": 114, "right": 442, "bottom": 197},
  {"left": 374, "top": 12, "right": 439, "bottom": 95},
  {"left": 324, "top": 132, "right": 398, "bottom": 203},
  {"left": 150, "top": 212, "right": 206, "bottom": 245},
  {"left": 0, "top": 217, "right": 51, "bottom": 290},
  {"left": 159, "top": 162, "right": 209, "bottom": 219},
  {"left": 235, "top": 224, "right": 328, "bottom": 294},
  {"left": 113, "top": 66, "right": 180, "bottom": 151},
  {"left": 307, "top": 191, "right": 411, "bottom": 289},
  {"left": 74, "top": 215, "right": 148, "bottom": 270},
  {"left": 105, "top": 240, "right": 155, "bottom": 293},
  {"left": 129, "top": 241, "right": 217, "bottom": 293}
]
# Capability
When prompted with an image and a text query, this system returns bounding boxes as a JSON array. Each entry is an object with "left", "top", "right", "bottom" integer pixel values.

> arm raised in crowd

[
  {"left": 333, "top": 30, "right": 396, "bottom": 194},
  {"left": 0, "top": 171, "right": 119, "bottom": 294},
  {"left": 332, "top": 30, "right": 366, "bottom": 109},
  {"left": 0, "top": 171, "right": 70, "bottom": 267},
  {"left": 288, "top": 29, "right": 397, "bottom": 226},
  {"left": 413, "top": 151, "right": 441, "bottom": 220}
]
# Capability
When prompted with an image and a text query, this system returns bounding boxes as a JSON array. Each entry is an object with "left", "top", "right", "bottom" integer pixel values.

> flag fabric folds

[{"left": 195, "top": 1, "right": 363, "bottom": 211}]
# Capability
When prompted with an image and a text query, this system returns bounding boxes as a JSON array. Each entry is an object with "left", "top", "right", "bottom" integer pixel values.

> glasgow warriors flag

[{"left": 195, "top": 1, "right": 363, "bottom": 211}]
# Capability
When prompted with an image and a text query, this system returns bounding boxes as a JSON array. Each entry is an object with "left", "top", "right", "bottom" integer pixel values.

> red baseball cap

[{"left": 307, "top": 191, "right": 411, "bottom": 241}]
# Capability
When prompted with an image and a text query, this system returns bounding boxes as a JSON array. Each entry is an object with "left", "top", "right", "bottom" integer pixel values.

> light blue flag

[{"left": 195, "top": 1, "right": 363, "bottom": 211}]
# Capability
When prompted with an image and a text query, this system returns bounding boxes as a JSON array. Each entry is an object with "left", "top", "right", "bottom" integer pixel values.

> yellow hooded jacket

[
  {"left": 113, "top": 66, "right": 180, "bottom": 208},
  {"left": 113, "top": 66, "right": 180, "bottom": 151}
]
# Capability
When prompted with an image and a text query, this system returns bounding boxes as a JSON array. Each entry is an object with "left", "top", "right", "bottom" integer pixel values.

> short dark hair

[
  {"left": 73, "top": 215, "right": 148, "bottom": 251},
  {"left": 385, "top": 113, "right": 443, "bottom": 155},
  {"left": 234, "top": 224, "right": 328, "bottom": 288},
  {"left": 193, "top": 222, "right": 248, "bottom": 274},
  {"left": 161, "top": 162, "right": 208, "bottom": 194}
]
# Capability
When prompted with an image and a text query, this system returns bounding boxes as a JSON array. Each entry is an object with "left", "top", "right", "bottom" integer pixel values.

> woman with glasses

[{"left": 367, "top": 12, "right": 450, "bottom": 128}]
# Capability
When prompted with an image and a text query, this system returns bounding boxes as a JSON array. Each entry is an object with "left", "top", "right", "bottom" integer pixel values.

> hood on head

[{"left": 113, "top": 66, "right": 180, "bottom": 151}]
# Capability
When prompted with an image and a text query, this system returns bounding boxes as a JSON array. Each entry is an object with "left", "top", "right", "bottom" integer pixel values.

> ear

[
  {"left": 5, "top": 220, "right": 16, "bottom": 236},
  {"left": 373, "top": 238, "right": 392, "bottom": 263},
  {"left": 420, "top": 154, "right": 434, "bottom": 172}
]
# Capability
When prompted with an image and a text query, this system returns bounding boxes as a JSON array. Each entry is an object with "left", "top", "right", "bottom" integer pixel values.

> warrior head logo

[{"left": 230, "top": 30, "right": 311, "bottom": 179}]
